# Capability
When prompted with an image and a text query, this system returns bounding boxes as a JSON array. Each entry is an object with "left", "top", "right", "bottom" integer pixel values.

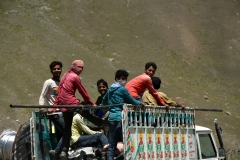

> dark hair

[
  {"left": 97, "top": 79, "right": 108, "bottom": 88},
  {"left": 49, "top": 61, "right": 63, "bottom": 70},
  {"left": 145, "top": 62, "right": 157, "bottom": 70},
  {"left": 115, "top": 69, "right": 129, "bottom": 80},
  {"left": 151, "top": 77, "right": 161, "bottom": 90}
]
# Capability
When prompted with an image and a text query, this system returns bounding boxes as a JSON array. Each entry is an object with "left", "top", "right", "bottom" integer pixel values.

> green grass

[{"left": 0, "top": 0, "right": 240, "bottom": 158}]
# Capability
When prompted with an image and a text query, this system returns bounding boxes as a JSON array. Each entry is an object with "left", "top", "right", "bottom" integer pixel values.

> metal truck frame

[{"left": 0, "top": 104, "right": 226, "bottom": 160}]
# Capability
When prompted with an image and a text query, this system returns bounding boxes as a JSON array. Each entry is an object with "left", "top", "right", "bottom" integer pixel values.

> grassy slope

[{"left": 0, "top": 0, "right": 239, "bottom": 154}]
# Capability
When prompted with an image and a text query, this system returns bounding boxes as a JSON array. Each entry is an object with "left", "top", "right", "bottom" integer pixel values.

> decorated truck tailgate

[{"left": 122, "top": 104, "right": 196, "bottom": 160}]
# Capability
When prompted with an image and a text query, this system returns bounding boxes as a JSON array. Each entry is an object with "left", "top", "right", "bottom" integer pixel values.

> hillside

[{"left": 0, "top": 0, "right": 240, "bottom": 157}]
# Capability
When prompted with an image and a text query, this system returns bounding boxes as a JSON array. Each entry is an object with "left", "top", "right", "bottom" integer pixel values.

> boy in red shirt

[
  {"left": 125, "top": 62, "right": 167, "bottom": 106},
  {"left": 54, "top": 60, "right": 95, "bottom": 159}
]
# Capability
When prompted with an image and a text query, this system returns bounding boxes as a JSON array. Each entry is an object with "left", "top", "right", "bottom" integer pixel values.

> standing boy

[
  {"left": 39, "top": 61, "right": 64, "bottom": 142},
  {"left": 54, "top": 60, "right": 95, "bottom": 160},
  {"left": 102, "top": 69, "right": 145, "bottom": 160}
]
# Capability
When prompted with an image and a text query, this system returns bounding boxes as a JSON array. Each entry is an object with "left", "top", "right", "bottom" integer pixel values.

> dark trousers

[
  {"left": 74, "top": 133, "right": 109, "bottom": 149},
  {"left": 58, "top": 112, "right": 73, "bottom": 155},
  {"left": 107, "top": 121, "right": 123, "bottom": 160},
  {"left": 48, "top": 113, "right": 65, "bottom": 142}
]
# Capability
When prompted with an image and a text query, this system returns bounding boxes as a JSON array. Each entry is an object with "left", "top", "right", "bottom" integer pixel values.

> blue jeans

[
  {"left": 107, "top": 121, "right": 123, "bottom": 160},
  {"left": 75, "top": 133, "right": 109, "bottom": 149},
  {"left": 48, "top": 113, "right": 65, "bottom": 142},
  {"left": 55, "top": 133, "right": 108, "bottom": 154}
]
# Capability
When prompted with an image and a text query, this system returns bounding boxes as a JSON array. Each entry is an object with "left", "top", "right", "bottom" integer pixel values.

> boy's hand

[
  {"left": 99, "top": 129, "right": 104, "bottom": 133},
  {"left": 140, "top": 102, "right": 146, "bottom": 110},
  {"left": 48, "top": 108, "right": 54, "bottom": 114},
  {"left": 165, "top": 104, "right": 170, "bottom": 110},
  {"left": 181, "top": 105, "right": 185, "bottom": 109},
  {"left": 39, "top": 108, "right": 46, "bottom": 114}
]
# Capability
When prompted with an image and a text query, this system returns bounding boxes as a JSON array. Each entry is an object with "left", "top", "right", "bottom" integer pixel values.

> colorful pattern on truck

[{"left": 122, "top": 104, "right": 196, "bottom": 160}]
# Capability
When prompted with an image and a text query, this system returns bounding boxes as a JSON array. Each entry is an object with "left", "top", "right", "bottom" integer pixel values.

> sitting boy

[
  {"left": 79, "top": 79, "right": 109, "bottom": 130},
  {"left": 142, "top": 76, "right": 184, "bottom": 108},
  {"left": 49, "top": 113, "right": 109, "bottom": 160},
  {"left": 101, "top": 69, "right": 145, "bottom": 160}
]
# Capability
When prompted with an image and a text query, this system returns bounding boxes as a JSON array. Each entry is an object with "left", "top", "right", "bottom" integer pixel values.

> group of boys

[{"left": 39, "top": 60, "right": 183, "bottom": 160}]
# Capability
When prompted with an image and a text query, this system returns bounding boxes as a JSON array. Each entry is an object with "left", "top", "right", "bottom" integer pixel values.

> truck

[{"left": 0, "top": 104, "right": 226, "bottom": 160}]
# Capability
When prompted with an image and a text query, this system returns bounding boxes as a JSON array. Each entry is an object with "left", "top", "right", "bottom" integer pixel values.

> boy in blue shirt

[{"left": 102, "top": 69, "right": 145, "bottom": 160}]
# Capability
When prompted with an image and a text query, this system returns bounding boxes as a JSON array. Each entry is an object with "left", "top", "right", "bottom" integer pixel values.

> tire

[
  {"left": 13, "top": 121, "right": 32, "bottom": 160},
  {"left": 13, "top": 120, "right": 43, "bottom": 160}
]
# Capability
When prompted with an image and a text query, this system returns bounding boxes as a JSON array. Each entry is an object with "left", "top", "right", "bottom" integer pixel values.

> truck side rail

[{"left": 122, "top": 104, "right": 196, "bottom": 160}]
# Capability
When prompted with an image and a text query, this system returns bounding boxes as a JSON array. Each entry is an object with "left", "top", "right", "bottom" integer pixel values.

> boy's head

[
  {"left": 144, "top": 62, "right": 157, "bottom": 77},
  {"left": 115, "top": 69, "right": 129, "bottom": 86},
  {"left": 49, "top": 61, "right": 63, "bottom": 77},
  {"left": 151, "top": 76, "right": 161, "bottom": 90},
  {"left": 97, "top": 79, "right": 108, "bottom": 95},
  {"left": 71, "top": 60, "right": 84, "bottom": 75}
]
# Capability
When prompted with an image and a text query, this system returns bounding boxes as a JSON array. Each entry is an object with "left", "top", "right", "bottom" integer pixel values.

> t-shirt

[
  {"left": 39, "top": 79, "right": 60, "bottom": 105},
  {"left": 54, "top": 71, "right": 94, "bottom": 112},
  {"left": 125, "top": 73, "right": 165, "bottom": 105}
]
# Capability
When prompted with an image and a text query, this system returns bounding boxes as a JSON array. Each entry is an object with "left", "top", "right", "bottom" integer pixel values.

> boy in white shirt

[{"left": 39, "top": 61, "right": 65, "bottom": 142}]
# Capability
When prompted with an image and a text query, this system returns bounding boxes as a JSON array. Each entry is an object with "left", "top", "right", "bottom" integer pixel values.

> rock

[
  {"left": 112, "top": 53, "right": 117, "bottom": 56},
  {"left": 5, "top": 10, "right": 20, "bottom": 14},
  {"left": 203, "top": 95, "right": 209, "bottom": 100},
  {"left": 225, "top": 111, "right": 231, "bottom": 115},
  {"left": 175, "top": 97, "right": 182, "bottom": 101},
  {"left": 109, "top": 58, "right": 115, "bottom": 62},
  {"left": 40, "top": 6, "right": 52, "bottom": 11}
]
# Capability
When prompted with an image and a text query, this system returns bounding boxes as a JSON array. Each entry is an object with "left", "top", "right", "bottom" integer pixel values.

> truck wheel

[
  {"left": 13, "top": 121, "right": 32, "bottom": 160},
  {"left": 13, "top": 120, "right": 42, "bottom": 160}
]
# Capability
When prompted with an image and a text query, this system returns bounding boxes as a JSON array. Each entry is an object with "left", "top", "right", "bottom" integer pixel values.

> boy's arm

[
  {"left": 75, "top": 114, "right": 101, "bottom": 135},
  {"left": 39, "top": 80, "right": 49, "bottom": 105},
  {"left": 122, "top": 87, "right": 142, "bottom": 105},
  {"left": 74, "top": 77, "right": 95, "bottom": 105},
  {"left": 158, "top": 92, "right": 177, "bottom": 106}
]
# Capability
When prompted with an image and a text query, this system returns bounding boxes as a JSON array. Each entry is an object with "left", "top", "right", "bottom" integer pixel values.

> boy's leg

[
  {"left": 60, "top": 112, "right": 73, "bottom": 155},
  {"left": 116, "top": 121, "right": 124, "bottom": 160},
  {"left": 107, "top": 121, "right": 119, "bottom": 160},
  {"left": 54, "top": 138, "right": 62, "bottom": 155},
  {"left": 48, "top": 113, "right": 65, "bottom": 142},
  {"left": 75, "top": 133, "right": 109, "bottom": 149}
]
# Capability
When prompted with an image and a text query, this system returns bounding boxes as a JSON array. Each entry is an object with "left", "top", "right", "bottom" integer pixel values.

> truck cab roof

[{"left": 196, "top": 125, "right": 212, "bottom": 132}]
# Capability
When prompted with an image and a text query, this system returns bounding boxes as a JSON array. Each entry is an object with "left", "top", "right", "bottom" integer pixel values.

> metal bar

[
  {"left": 194, "top": 108, "right": 222, "bottom": 112},
  {"left": 10, "top": 104, "right": 124, "bottom": 109},
  {"left": 10, "top": 104, "right": 223, "bottom": 112}
]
